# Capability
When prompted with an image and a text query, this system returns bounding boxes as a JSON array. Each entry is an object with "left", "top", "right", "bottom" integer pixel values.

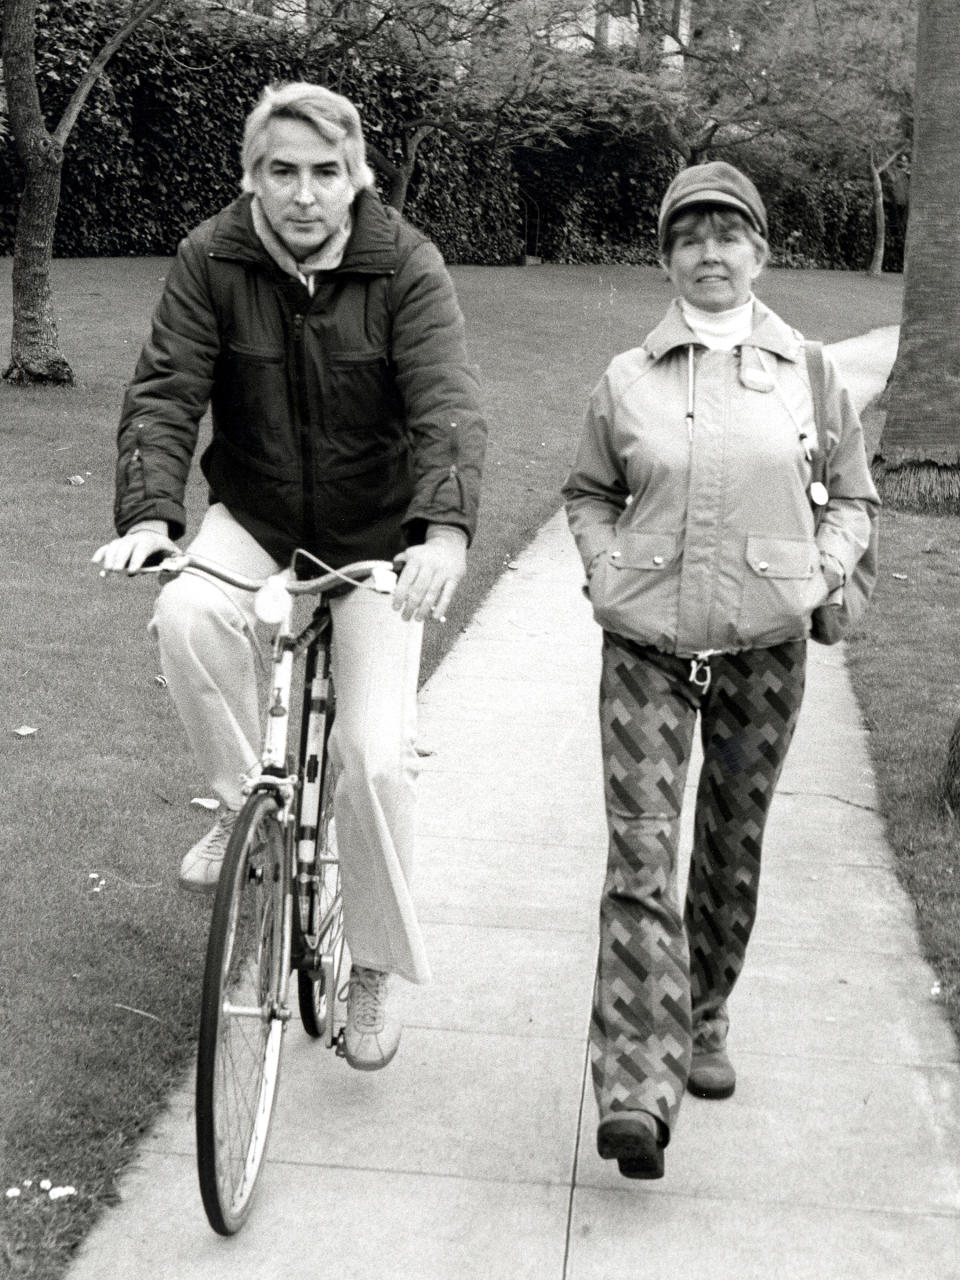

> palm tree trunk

[{"left": 875, "top": 0, "right": 960, "bottom": 510}]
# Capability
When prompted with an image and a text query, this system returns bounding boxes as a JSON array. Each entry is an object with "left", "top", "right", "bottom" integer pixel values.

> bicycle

[{"left": 133, "top": 549, "right": 397, "bottom": 1235}]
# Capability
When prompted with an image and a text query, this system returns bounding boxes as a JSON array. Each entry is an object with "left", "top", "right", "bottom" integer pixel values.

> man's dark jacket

[{"left": 114, "top": 189, "right": 486, "bottom": 567}]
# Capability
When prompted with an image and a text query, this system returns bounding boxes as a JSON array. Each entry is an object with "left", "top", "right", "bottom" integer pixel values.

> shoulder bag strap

[{"left": 804, "top": 339, "right": 829, "bottom": 527}]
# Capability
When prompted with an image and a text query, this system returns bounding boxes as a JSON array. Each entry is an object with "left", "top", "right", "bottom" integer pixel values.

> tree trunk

[
  {"left": 382, "top": 154, "right": 414, "bottom": 213},
  {"left": 3, "top": 0, "right": 167, "bottom": 384},
  {"left": 866, "top": 153, "right": 885, "bottom": 278},
  {"left": 369, "top": 125, "right": 432, "bottom": 213},
  {"left": 875, "top": 0, "right": 960, "bottom": 510},
  {"left": 2, "top": 0, "right": 73, "bottom": 383}
]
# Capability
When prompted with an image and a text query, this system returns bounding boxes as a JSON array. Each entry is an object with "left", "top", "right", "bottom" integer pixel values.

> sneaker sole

[
  {"left": 178, "top": 875, "right": 220, "bottom": 896},
  {"left": 341, "top": 1044, "right": 399, "bottom": 1072},
  {"left": 686, "top": 1076, "right": 736, "bottom": 1100}
]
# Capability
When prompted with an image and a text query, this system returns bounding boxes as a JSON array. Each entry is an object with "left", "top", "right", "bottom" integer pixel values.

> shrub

[
  {"left": 0, "top": 1, "right": 906, "bottom": 271},
  {"left": 515, "top": 136, "right": 677, "bottom": 265},
  {"left": 0, "top": 1, "right": 521, "bottom": 260}
]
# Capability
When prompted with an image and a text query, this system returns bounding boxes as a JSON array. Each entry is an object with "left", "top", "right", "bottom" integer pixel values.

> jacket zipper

[
  {"left": 436, "top": 423, "right": 465, "bottom": 511},
  {"left": 292, "top": 311, "right": 318, "bottom": 551}
]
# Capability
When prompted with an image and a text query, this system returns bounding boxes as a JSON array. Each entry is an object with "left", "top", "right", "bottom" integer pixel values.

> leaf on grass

[
  {"left": 114, "top": 1003, "right": 161, "bottom": 1023},
  {"left": 14, "top": 726, "right": 38, "bottom": 737},
  {"left": 66, "top": 474, "right": 85, "bottom": 486},
  {"left": 190, "top": 797, "right": 220, "bottom": 811}
]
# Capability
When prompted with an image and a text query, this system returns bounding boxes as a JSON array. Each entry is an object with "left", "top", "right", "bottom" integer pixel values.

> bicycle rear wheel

[
  {"left": 196, "top": 792, "right": 288, "bottom": 1235},
  {"left": 296, "top": 762, "right": 347, "bottom": 1043}
]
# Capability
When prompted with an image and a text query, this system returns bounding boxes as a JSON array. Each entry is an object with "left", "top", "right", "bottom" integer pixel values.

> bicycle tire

[
  {"left": 195, "top": 792, "right": 287, "bottom": 1235},
  {"left": 296, "top": 761, "right": 347, "bottom": 1042}
]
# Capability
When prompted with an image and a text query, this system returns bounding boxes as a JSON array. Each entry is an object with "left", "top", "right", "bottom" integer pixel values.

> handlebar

[{"left": 118, "top": 551, "right": 398, "bottom": 600}]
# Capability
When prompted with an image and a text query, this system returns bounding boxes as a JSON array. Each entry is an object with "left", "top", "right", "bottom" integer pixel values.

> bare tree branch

[{"left": 53, "top": 0, "right": 168, "bottom": 145}]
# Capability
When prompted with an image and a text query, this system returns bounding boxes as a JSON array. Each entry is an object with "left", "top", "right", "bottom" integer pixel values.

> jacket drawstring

[{"left": 685, "top": 344, "right": 695, "bottom": 440}]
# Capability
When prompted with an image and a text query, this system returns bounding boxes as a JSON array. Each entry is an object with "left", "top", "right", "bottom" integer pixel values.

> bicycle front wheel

[{"left": 196, "top": 792, "right": 288, "bottom": 1235}]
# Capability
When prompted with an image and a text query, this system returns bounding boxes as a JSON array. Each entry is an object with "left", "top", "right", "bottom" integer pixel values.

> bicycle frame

[{"left": 241, "top": 587, "right": 341, "bottom": 1044}]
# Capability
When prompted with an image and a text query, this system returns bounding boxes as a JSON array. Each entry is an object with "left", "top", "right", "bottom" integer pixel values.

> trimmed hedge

[
  {"left": 0, "top": 0, "right": 904, "bottom": 270},
  {"left": 753, "top": 160, "right": 905, "bottom": 273},
  {"left": 0, "top": 0, "right": 522, "bottom": 262},
  {"left": 514, "top": 135, "right": 678, "bottom": 265}
]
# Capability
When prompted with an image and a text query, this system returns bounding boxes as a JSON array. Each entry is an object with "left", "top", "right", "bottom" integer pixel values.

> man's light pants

[{"left": 149, "top": 504, "right": 430, "bottom": 984}]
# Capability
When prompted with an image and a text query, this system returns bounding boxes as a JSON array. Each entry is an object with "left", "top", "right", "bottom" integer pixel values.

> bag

[{"left": 805, "top": 340, "right": 879, "bottom": 645}]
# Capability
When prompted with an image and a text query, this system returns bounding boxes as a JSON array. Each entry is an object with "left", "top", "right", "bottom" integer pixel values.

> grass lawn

[
  {"left": 3, "top": 256, "right": 947, "bottom": 1278},
  {"left": 844, "top": 495, "right": 960, "bottom": 1034}
]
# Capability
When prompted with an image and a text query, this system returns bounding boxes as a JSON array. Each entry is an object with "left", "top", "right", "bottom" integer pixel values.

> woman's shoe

[
  {"left": 687, "top": 1047, "right": 736, "bottom": 1099},
  {"left": 596, "top": 1111, "right": 665, "bottom": 1180}
]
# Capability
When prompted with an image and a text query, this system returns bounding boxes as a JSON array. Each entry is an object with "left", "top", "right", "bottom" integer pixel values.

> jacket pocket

[
  {"left": 315, "top": 447, "right": 412, "bottom": 536},
  {"left": 739, "top": 535, "right": 820, "bottom": 641},
  {"left": 589, "top": 531, "right": 681, "bottom": 641},
  {"left": 324, "top": 347, "right": 403, "bottom": 455},
  {"left": 216, "top": 344, "right": 295, "bottom": 476}
]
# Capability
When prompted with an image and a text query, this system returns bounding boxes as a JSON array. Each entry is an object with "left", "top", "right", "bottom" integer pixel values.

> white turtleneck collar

[{"left": 680, "top": 296, "right": 755, "bottom": 350}]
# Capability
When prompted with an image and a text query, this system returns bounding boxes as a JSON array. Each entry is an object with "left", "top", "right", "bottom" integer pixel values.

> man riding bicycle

[{"left": 93, "top": 81, "right": 487, "bottom": 1072}]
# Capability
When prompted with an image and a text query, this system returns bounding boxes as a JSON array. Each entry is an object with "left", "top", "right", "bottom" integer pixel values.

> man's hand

[
  {"left": 393, "top": 525, "right": 468, "bottom": 622},
  {"left": 92, "top": 521, "right": 177, "bottom": 574}
]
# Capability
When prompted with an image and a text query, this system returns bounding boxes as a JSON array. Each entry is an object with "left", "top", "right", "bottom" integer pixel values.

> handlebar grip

[{"left": 140, "top": 549, "right": 171, "bottom": 569}]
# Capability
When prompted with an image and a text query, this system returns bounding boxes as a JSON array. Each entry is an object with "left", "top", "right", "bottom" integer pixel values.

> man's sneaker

[
  {"left": 341, "top": 965, "right": 401, "bottom": 1071},
  {"left": 178, "top": 809, "right": 238, "bottom": 895},
  {"left": 687, "top": 1046, "right": 737, "bottom": 1099}
]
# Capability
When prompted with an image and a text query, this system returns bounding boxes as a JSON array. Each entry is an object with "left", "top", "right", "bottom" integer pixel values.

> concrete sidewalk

[{"left": 67, "top": 326, "right": 960, "bottom": 1279}]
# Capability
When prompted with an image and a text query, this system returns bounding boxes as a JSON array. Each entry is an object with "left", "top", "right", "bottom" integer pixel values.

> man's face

[{"left": 252, "top": 117, "right": 354, "bottom": 260}]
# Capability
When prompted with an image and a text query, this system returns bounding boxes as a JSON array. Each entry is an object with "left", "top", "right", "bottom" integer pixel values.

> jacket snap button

[
  {"left": 652, "top": 555, "right": 664, "bottom": 566},
  {"left": 758, "top": 561, "right": 769, "bottom": 572},
  {"left": 611, "top": 550, "right": 621, "bottom": 559}
]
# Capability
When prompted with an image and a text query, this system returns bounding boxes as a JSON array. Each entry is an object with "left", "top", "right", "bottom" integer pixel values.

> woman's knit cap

[{"left": 658, "top": 161, "right": 768, "bottom": 249}]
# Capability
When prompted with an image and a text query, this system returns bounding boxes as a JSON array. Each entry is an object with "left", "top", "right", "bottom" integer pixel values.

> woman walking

[{"left": 563, "top": 161, "right": 877, "bottom": 1179}]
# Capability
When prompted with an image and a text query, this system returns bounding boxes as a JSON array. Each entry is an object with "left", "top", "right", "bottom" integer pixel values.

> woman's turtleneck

[{"left": 680, "top": 296, "right": 755, "bottom": 350}]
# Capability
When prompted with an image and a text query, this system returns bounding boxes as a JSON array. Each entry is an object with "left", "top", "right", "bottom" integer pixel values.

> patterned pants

[{"left": 591, "top": 633, "right": 806, "bottom": 1140}]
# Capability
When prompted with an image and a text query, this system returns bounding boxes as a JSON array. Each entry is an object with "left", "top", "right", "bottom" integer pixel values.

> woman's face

[{"left": 666, "top": 211, "right": 764, "bottom": 312}]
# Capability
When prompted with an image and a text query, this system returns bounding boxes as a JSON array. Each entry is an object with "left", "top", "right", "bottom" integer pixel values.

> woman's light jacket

[{"left": 563, "top": 299, "right": 879, "bottom": 657}]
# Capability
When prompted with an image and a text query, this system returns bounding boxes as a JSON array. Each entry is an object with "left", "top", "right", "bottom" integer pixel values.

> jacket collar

[
  {"left": 643, "top": 297, "right": 803, "bottom": 363},
  {"left": 208, "top": 188, "right": 400, "bottom": 276}
]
